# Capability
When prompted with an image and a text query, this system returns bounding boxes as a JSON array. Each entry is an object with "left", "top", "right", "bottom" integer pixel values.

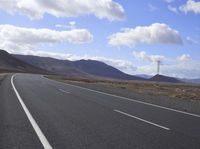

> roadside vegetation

[{"left": 47, "top": 75, "right": 200, "bottom": 101}]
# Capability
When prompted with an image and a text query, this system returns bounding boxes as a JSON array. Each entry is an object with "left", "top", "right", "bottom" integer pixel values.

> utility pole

[
  {"left": 157, "top": 60, "right": 161, "bottom": 75},
  {"left": 156, "top": 60, "right": 161, "bottom": 85}
]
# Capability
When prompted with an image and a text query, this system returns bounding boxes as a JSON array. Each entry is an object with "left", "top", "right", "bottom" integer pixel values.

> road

[{"left": 0, "top": 73, "right": 200, "bottom": 149}]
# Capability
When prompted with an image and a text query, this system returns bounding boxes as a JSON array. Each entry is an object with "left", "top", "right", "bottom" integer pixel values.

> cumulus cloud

[
  {"left": 0, "top": 0, "right": 125, "bottom": 21},
  {"left": 133, "top": 51, "right": 165, "bottom": 63},
  {"left": 180, "top": 0, "right": 200, "bottom": 14},
  {"left": 178, "top": 54, "right": 191, "bottom": 61},
  {"left": 108, "top": 23, "right": 182, "bottom": 47},
  {"left": 0, "top": 24, "right": 93, "bottom": 52}
]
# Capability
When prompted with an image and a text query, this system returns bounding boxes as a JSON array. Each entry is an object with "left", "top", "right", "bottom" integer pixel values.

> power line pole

[
  {"left": 157, "top": 60, "right": 161, "bottom": 75},
  {"left": 156, "top": 60, "right": 161, "bottom": 85}
]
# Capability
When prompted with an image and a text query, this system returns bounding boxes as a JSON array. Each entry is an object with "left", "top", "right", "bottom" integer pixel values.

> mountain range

[
  {"left": 14, "top": 54, "right": 144, "bottom": 80},
  {"left": 1, "top": 49, "right": 199, "bottom": 84}
]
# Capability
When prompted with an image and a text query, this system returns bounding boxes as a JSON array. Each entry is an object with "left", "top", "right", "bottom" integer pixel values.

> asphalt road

[{"left": 0, "top": 73, "right": 200, "bottom": 149}]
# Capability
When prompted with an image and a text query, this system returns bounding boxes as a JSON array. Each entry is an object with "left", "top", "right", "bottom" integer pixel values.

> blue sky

[{"left": 0, "top": 0, "right": 199, "bottom": 78}]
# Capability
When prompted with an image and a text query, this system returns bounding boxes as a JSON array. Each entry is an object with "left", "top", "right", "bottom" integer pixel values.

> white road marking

[
  {"left": 114, "top": 109, "right": 170, "bottom": 130},
  {"left": 59, "top": 89, "right": 70, "bottom": 94},
  {"left": 51, "top": 80, "right": 200, "bottom": 118},
  {"left": 11, "top": 74, "right": 52, "bottom": 149}
]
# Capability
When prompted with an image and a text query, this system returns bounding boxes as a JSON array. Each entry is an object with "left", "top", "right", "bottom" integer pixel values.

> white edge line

[
  {"left": 11, "top": 74, "right": 52, "bottom": 149},
  {"left": 114, "top": 109, "right": 170, "bottom": 130},
  {"left": 47, "top": 78, "right": 200, "bottom": 118},
  {"left": 59, "top": 89, "right": 70, "bottom": 94}
]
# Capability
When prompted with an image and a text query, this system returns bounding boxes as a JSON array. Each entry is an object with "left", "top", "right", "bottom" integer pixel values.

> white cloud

[
  {"left": 69, "top": 21, "right": 76, "bottom": 26},
  {"left": 178, "top": 54, "right": 191, "bottom": 61},
  {"left": 88, "top": 57, "right": 137, "bottom": 74},
  {"left": 133, "top": 51, "right": 165, "bottom": 63},
  {"left": 134, "top": 53, "right": 200, "bottom": 78},
  {"left": 135, "top": 61, "right": 200, "bottom": 79},
  {"left": 0, "top": 0, "right": 125, "bottom": 21},
  {"left": 186, "top": 36, "right": 198, "bottom": 44},
  {"left": 0, "top": 24, "right": 93, "bottom": 52},
  {"left": 180, "top": 0, "right": 200, "bottom": 14},
  {"left": 56, "top": 21, "right": 76, "bottom": 29},
  {"left": 108, "top": 23, "right": 182, "bottom": 47},
  {"left": 168, "top": 5, "right": 179, "bottom": 14}
]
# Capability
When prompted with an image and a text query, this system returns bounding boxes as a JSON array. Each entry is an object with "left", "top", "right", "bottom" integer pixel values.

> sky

[{"left": 0, "top": 0, "right": 199, "bottom": 78}]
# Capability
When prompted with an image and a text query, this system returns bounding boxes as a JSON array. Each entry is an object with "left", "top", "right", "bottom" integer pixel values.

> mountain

[
  {"left": 149, "top": 74, "right": 182, "bottom": 83},
  {"left": 14, "top": 54, "right": 145, "bottom": 80},
  {"left": 179, "top": 78, "right": 200, "bottom": 84},
  {"left": 72, "top": 60, "right": 145, "bottom": 80},
  {"left": 13, "top": 54, "right": 95, "bottom": 79},
  {"left": 0, "top": 50, "right": 48, "bottom": 74}
]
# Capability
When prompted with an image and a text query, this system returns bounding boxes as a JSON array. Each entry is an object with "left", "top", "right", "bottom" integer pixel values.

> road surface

[{"left": 0, "top": 73, "right": 200, "bottom": 149}]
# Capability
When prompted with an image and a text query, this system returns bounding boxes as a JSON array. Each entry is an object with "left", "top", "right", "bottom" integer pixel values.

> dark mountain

[
  {"left": 149, "top": 74, "right": 182, "bottom": 83},
  {"left": 72, "top": 60, "right": 145, "bottom": 80},
  {"left": 14, "top": 54, "right": 145, "bottom": 80},
  {"left": 0, "top": 50, "right": 48, "bottom": 74},
  {"left": 13, "top": 54, "right": 94, "bottom": 79}
]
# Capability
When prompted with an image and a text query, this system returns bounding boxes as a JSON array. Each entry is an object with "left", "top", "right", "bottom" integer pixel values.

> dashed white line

[
  {"left": 59, "top": 89, "right": 70, "bottom": 94},
  {"left": 114, "top": 109, "right": 170, "bottom": 131},
  {"left": 11, "top": 74, "right": 52, "bottom": 149},
  {"left": 47, "top": 78, "right": 200, "bottom": 118}
]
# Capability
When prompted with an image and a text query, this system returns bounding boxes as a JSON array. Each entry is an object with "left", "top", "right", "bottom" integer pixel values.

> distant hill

[
  {"left": 179, "top": 78, "right": 200, "bottom": 84},
  {"left": 1, "top": 49, "right": 189, "bottom": 83},
  {"left": 72, "top": 60, "right": 145, "bottom": 80},
  {"left": 135, "top": 74, "right": 153, "bottom": 79},
  {"left": 0, "top": 50, "right": 48, "bottom": 74},
  {"left": 14, "top": 54, "right": 145, "bottom": 80},
  {"left": 149, "top": 74, "right": 182, "bottom": 83}
]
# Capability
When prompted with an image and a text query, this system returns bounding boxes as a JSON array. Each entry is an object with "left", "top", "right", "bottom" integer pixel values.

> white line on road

[
  {"left": 11, "top": 74, "right": 52, "bottom": 149},
  {"left": 114, "top": 109, "right": 170, "bottom": 130},
  {"left": 59, "top": 89, "right": 70, "bottom": 94},
  {"left": 52, "top": 80, "right": 200, "bottom": 118}
]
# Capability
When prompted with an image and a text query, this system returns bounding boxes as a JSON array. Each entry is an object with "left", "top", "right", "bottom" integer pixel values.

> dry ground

[{"left": 47, "top": 75, "right": 200, "bottom": 101}]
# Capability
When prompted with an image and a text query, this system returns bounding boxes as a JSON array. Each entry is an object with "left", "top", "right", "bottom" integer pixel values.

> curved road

[{"left": 0, "top": 73, "right": 200, "bottom": 149}]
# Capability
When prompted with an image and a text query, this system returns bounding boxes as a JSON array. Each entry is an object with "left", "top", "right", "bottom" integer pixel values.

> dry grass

[{"left": 47, "top": 75, "right": 200, "bottom": 101}]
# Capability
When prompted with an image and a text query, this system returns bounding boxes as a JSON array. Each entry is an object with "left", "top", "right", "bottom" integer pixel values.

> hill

[
  {"left": 0, "top": 50, "right": 48, "bottom": 74},
  {"left": 14, "top": 54, "right": 145, "bottom": 80},
  {"left": 179, "top": 78, "right": 200, "bottom": 84},
  {"left": 13, "top": 54, "right": 95, "bottom": 79},
  {"left": 149, "top": 74, "right": 182, "bottom": 83},
  {"left": 72, "top": 60, "right": 145, "bottom": 80}
]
